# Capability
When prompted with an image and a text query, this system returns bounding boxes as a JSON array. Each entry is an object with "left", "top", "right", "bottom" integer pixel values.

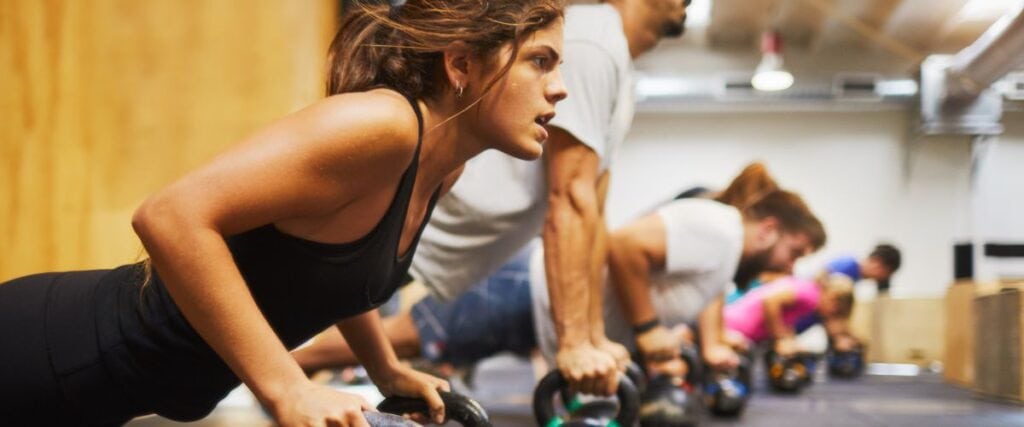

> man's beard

[
  {"left": 663, "top": 16, "right": 686, "bottom": 38},
  {"left": 733, "top": 250, "right": 772, "bottom": 291}
]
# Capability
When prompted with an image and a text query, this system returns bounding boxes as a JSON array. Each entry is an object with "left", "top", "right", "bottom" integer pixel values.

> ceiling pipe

[
  {"left": 944, "top": 6, "right": 1024, "bottom": 104},
  {"left": 919, "top": 5, "right": 1024, "bottom": 135}
]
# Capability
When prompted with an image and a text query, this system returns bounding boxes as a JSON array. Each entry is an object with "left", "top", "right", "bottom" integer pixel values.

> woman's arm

[
  {"left": 133, "top": 90, "right": 419, "bottom": 422},
  {"left": 761, "top": 285, "right": 798, "bottom": 355},
  {"left": 336, "top": 311, "right": 450, "bottom": 424}
]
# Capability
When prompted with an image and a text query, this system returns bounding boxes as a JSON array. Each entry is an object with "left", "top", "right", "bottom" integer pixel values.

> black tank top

[{"left": 93, "top": 96, "right": 440, "bottom": 421}]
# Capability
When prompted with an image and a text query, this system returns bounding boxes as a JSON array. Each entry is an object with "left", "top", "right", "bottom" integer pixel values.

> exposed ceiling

[
  {"left": 569, "top": 0, "right": 1024, "bottom": 110},
  {"left": 706, "top": 0, "right": 1019, "bottom": 59},
  {"left": 628, "top": 0, "right": 1024, "bottom": 79}
]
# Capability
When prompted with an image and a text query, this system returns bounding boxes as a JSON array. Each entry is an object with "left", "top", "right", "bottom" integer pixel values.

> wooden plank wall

[
  {"left": 868, "top": 296, "right": 946, "bottom": 365},
  {"left": 0, "top": 0, "right": 337, "bottom": 281}
]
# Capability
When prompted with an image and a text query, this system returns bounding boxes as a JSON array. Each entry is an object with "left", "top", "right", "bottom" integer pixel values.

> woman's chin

[{"left": 498, "top": 140, "right": 544, "bottom": 161}]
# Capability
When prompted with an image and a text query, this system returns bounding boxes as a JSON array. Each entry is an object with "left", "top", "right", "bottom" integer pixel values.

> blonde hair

[{"left": 819, "top": 273, "right": 855, "bottom": 318}]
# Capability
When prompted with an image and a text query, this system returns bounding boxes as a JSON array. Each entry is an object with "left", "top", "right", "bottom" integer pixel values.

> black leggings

[{"left": 0, "top": 271, "right": 135, "bottom": 426}]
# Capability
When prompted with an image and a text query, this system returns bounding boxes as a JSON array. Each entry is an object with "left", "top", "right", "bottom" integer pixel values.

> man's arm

[
  {"left": 698, "top": 295, "right": 741, "bottom": 370},
  {"left": 544, "top": 127, "right": 618, "bottom": 396},
  {"left": 606, "top": 212, "right": 683, "bottom": 359},
  {"left": 587, "top": 172, "right": 631, "bottom": 367}
]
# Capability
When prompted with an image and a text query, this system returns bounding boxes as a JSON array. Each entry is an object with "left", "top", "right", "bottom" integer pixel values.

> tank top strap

[{"left": 392, "top": 94, "right": 425, "bottom": 195}]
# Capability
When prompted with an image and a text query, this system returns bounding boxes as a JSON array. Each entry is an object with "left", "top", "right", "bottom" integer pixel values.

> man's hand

[
  {"left": 593, "top": 337, "right": 631, "bottom": 371},
  {"left": 702, "top": 342, "right": 740, "bottom": 371},
  {"left": 556, "top": 343, "right": 620, "bottom": 396},
  {"left": 636, "top": 324, "right": 682, "bottom": 362},
  {"left": 645, "top": 355, "right": 689, "bottom": 379}
]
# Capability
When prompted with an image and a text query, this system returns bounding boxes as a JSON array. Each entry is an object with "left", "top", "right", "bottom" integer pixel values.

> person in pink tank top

[{"left": 724, "top": 274, "right": 854, "bottom": 357}]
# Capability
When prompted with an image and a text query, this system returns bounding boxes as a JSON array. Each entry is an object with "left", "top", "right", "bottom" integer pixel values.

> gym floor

[{"left": 128, "top": 355, "right": 1024, "bottom": 427}]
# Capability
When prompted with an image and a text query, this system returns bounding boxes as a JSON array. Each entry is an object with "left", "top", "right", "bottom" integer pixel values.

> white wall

[
  {"left": 972, "top": 114, "right": 1024, "bottom": 280},
  {"left": 604, "top": 110, "right": 1017, "bottom": 298}
]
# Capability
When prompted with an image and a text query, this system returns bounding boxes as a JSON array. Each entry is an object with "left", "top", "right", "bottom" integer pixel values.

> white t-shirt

[
  {"left": 532, "top": 199, "right": 744, "bottom": 361},
  {"left": 410, "top": 4, "right": 635, "bottom": 300}
]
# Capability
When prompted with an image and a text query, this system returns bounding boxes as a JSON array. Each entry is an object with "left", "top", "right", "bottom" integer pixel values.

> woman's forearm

[
  {"left": 335, "top": 310, "right": 402, "bottom": 379},
  {"left": 763, "top": 300, "right": 793, "bottom": 341}
]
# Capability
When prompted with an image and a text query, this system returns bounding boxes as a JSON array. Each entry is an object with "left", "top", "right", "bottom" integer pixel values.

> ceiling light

[{"left": 752, "top": 31, "right": 794, "bottom": 92}]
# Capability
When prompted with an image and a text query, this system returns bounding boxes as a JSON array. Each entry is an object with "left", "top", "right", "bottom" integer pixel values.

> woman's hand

[
  {"left": 774, "top": 336, "right": 799, "bottom": 358},
  {"left": 832, "top": 333, "right": 860, "bottom": 352},
  {"left": 269, "top": 381, "right": 373, "bottom": 427},
  {"left": 372, "top": 363, "right": 450, "bottom": 424}
]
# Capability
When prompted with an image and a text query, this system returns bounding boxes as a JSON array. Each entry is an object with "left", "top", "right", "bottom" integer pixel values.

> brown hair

[
  {"left": 713, "top": 162, "right": 780, "bottom": 210},
  {"left": 743, "top": 189, "right": 827, "bottom": 250},
  {"left": 327, "top": 0, "right": 565, "bottom": 99},
  {"left": 714, "top": 162, "right": 826, "bottom": 249}
]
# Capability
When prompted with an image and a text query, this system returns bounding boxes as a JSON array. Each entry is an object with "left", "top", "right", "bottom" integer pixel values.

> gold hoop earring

[{"left": 456, "top": 84, "right": 464, "bottom": 99}]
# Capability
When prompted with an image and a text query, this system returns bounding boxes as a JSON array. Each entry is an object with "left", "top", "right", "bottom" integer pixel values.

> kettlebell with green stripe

[{"left": 533, "top": 370, "right": 640, "bottom": 427}]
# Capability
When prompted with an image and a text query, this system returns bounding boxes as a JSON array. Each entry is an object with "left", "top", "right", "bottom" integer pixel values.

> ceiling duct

[{"left": 920, "top": 6, "right": 1024, "bottom": 135}]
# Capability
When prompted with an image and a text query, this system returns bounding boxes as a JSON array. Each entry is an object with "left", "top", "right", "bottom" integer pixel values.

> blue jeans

[{"left": 411, "top": 251, "right": 536, "bottom": 367}]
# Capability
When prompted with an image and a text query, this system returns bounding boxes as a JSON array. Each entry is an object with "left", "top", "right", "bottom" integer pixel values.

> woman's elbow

[{"left": 132, "top": 193, "right": 189, "bottom": 243}]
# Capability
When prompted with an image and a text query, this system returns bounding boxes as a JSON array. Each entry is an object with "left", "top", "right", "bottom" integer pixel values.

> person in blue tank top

[
  {"left": 0, "top": 2, "right": 569, "bottom": 426},
  {"left": 826, "top": 244, "right": 902, "bottom": 292}
]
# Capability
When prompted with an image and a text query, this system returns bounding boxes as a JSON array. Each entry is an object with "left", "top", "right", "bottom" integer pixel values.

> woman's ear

[{"left": 442, "top": 41, "right": 473, "bottom": 94}]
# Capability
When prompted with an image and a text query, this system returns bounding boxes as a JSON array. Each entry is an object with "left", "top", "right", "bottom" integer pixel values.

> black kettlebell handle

[
  {"left": 625, "top": 362, "right": 645, "bottom": 392},
  {"left": 533, "top": 371, "right": 640, "bottom": 426},
  {"left": 364, "top": 411, "right": 421, "bottom": 426},
  {"left": 377, "top": 390, "right": 492, "bottom": 426}
]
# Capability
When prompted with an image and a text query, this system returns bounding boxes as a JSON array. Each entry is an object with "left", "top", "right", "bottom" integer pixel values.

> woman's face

[
  {"left": 469, "top": 20, "right": 567, "bottom": 160},
  {"left": 818, "top": 293, "right": 838, "bottom": 317}
]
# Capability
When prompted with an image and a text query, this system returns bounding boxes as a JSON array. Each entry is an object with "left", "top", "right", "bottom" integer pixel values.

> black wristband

[{"left": 632, "top": 318, "right": 661, "bottom": 335}]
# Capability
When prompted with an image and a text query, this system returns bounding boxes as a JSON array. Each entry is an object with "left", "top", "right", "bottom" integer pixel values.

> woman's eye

[{"left": 533, "top": 56, "right": 549, "bottom": 68}]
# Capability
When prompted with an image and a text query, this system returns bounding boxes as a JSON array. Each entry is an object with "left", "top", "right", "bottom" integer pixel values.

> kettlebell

[
  {"left": 827, "top": 347, "right": 865, "bottom": 379},
  {"left": 765, "top": 351, "right": 814, "bottom": 393},
  {"left": 376, "top": 390, "right": 492, "bottom": 426},
  {"left": 638, "top": 374, "right": 700, "bottom": 427},
  {"left": 534, "top": 371, "right": 640, "bottom": 427},
  {"left": 703, "top": 353, "right": 751, "bottom": 417}
]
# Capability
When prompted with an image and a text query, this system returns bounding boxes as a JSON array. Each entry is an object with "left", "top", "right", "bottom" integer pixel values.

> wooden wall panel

[
  {"left": 0, "top": 0, "right": 337, "bottom": 281},
  {"left": 868, "top": 296, "right": 945, "bottom": 365}
]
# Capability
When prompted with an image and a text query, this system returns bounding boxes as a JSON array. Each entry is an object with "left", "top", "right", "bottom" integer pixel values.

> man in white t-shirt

[
  {"left": 401, "top": 0, "right": 687, "bottom": 395},
  {"left": 534, "top": 190, "right": 825, "bottom": 376},
  {"left": 293, "top": 193, "right": 826, "bottom": 390}
]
